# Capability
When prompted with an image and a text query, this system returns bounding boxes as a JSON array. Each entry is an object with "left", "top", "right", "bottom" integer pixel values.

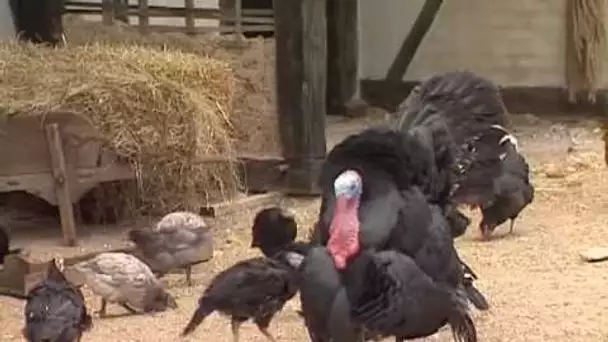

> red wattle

[{"left": 327, "top": 196, "right": 360, "bottom": 269}]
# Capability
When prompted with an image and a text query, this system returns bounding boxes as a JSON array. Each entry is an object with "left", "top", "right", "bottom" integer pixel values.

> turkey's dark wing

[{"left": 344, "top": 250, "right": 473, "bottom": 340}]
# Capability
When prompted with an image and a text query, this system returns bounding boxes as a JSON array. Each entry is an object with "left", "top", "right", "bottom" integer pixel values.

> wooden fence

[{"left": 64, "top": 0, "right": 274, "bottom": 36}]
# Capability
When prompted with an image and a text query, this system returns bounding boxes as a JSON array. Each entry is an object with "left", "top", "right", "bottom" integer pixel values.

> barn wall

[
  {"left": 359, "top": 0, "right": 573, "bottom": 87},
  {"left": 0, "top": 1, "right": 16, "bottom": 41}
]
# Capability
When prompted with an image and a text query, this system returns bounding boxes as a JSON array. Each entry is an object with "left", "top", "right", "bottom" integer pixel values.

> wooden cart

[{"left": 0, "top": 111, "right": 134, "bottom": 246}]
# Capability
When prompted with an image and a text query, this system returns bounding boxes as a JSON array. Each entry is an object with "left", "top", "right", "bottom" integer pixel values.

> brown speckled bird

[
  {"left": 128, "top": 211, "right": 212, "bottom": 286},
  {"left": 64, "top": 252, "right": 177, "bottom": 317}
]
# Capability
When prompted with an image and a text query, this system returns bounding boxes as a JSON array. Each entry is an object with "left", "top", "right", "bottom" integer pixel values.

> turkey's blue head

[{"left": 327, "top": 169, "right": 362, "bottom": 270}]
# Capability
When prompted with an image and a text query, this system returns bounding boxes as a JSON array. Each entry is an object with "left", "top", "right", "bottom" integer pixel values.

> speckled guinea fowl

[
  {"left": 128, "top": 211, "right": 212, "bottom": 286},
  {"left": 64, "top": 252, "right": 177, "bottom": 317},
  {"left": 181, "top": 252, "right": 303, "bottom": 342},
  {"left": 23, "top": 258, "right": 93, "bottom": 342}
]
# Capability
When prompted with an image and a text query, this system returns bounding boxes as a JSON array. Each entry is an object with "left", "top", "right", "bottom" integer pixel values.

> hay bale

[
  {"left": 62, "top": 16, "right": 281, "bottom": 156},
  {"left": 0, "top": 41, "right": 240, "bottom": 215}
]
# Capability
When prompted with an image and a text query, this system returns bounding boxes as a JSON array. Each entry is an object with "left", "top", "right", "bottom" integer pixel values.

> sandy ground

[{"left": 2, "top": 113, "right": 608, "bottom": 341}]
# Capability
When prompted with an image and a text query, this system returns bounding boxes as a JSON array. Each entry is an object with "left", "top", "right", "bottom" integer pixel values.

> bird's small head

[
  {"left": 250, "top": 207, "right": 298, "bottom": 257},
  {"left": 327, "top": 170, "right": 363, "bottom": 270},
  {"left": 149, "top": 289, "right": 178, "bottom": 312}
]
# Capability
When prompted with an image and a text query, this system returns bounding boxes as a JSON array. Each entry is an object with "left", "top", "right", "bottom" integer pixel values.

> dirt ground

[{"left": 2, "top": 112, "right": 608, "bottom": 341}]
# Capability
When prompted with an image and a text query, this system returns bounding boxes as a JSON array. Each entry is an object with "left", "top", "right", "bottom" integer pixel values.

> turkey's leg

[{"left": 231, "top": 318, "right": 243, "bottom": 342}]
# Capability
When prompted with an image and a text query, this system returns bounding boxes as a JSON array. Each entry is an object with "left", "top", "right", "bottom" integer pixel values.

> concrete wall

[
  {"left": 0, "top": 0, "right": 16, "bottom": 41},
  {"left": 359, "top": 0, "right": 586, "bottom": 87}
]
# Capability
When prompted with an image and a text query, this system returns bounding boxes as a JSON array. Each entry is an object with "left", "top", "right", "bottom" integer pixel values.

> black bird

[
  {"left": 9, "top": 0, "right": 66, "bottom": 47},
  {"left": 181, "top": 252, "right": 303, "bottom": 342},
  {"left": 393, "top": 70, "right": 534, "bottom": 239},
  {"left": 477, "top": 134, "right": 534, "bottom": 238},
  {"left": 300, "top": 127, "right": 486, "bottom": 342},
  {"left": 23, "top": 258, "right": 92, "bottom": 342},
  {"left": 250, "top": 206, "right": 312, "bottom": 258},
  {"left": 310, "top": 128, "right": 487, "bottom": 306}
]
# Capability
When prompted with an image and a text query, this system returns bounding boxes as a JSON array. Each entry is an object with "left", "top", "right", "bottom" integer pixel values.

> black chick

[
  {"left": 181, "top": 252, "right": 303, "bottom": 342},
  {"left": 478, "top": 137, "right": 534, "bottom": 239},
  {"left": 250, "top": 207, "right": 312, "bottom": 258},
  {"left": 0, "top": 224, "right": 22, "bottom": 264},
  {"left": 23, "top": 258, "right": 92, "bottom": 342},
  {"left": 344, "top": 250, "right": 477, "bottom": 342}
]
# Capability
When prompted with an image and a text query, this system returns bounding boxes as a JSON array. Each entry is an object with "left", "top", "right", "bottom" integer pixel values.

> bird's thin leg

[
  {"left": 120, "top": 303, "right": 138, "bottom": 315},
  {"left": 255, "top": 324, "right": 278, "bottom": 342},
  {"left": 254, "top": 316, "right": 278, "bottom": 342},
  {"left": 231, "top": 318, "right": 242, "bottom": 342},
  {"left": 96, "top": 298, "right": 107, "bottom": 317},
  {"left": 185, "top": 265, "right": 193, "bottom": 286},
  {"left": 509, "top": 218, "right": 516, "bottom": 234}
]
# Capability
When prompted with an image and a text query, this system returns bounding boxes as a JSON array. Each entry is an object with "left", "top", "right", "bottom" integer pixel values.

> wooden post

[
  {"left": 185, "top": 0, "right": 196, "bottom": 36},
  {"left": 274, "top": 0, "right": 327, "bottom": 195},
  {"left": 113, "top": 0, "right": 129, "bottom": 24},
  {"left": 45, "top": 124, "right": 77, "bottom": 247},
  {"left": 101, "top": 0, "right": 114, "bottom": 25},
  {"left": 218, "top": 0, "right": 233, "bottom": 34},
  {"left": 234, "top": 0, "right": 243, "bottom": 39},
  {"left": 326, "top": 0, "right": 363, "bottom": 116},
  {"left": 138, "top": 0, "right": 149, "bottom": 34}
]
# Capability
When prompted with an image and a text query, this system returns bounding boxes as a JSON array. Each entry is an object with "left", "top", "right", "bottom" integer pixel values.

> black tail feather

[
  {"left": 449, "top": 312, "right": 477, "bottom": 342},
  {"left": 464, "top": 284, "right": 489, "bottom": 311},
  {"left": 459, "top": 260, "right": 489, "bottom": 310},
  {"left": 181, "top": 301, "right": 214, "bottom": 336},
  {"left": 461, "top": 262, "right": 478, "bottom": 281}
]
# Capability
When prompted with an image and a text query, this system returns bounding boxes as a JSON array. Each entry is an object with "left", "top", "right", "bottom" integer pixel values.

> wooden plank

[
  {"left": 0, "top": 112, "right": 95, "bottom": 176},
  {"left": 67, "top": 8, "right": 274, "bottom": 25},
  {"left": 0, "top": 254, "right": 29, "bottom": 298},
  {"left": 138, "top": 0, "right": 149, "bottom": 34},
  {"left": 238, "top": 155, "right": 288, "bottom": 193},
  {"left": 274, "top": 0, "right": 327, "bottom": 195},
  {"left": 184, "top": 0, "right": 196, "bottom": 36},
  {"left": 101, "top": 0, "right": 113, "bottom": 25},
  {"left": 384, "top": 0, "right": 444, "bottom": 82},
  {"left": 65, "top": 1, "right": 273, "bottom": 15},
  {"left": 199, "top": 192, "right": 282, "bottom": 217},
  {"left": 65, "top": 4, "right": 272, "bottom": 19},
  {"left": 65, "top": 7, "right": 274, "bottom": 24},
  {"left": 45, "top": 124, "right": 78, "bottom": 247},
  {"left": 0, "top": 164, "right": 134, "bottom": 204},
  {"left": 326, "top": 0, "right": 361, "bottom": 116},
  {"left": 147, "top": 24, "right": 274, "bottom": 34}
]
